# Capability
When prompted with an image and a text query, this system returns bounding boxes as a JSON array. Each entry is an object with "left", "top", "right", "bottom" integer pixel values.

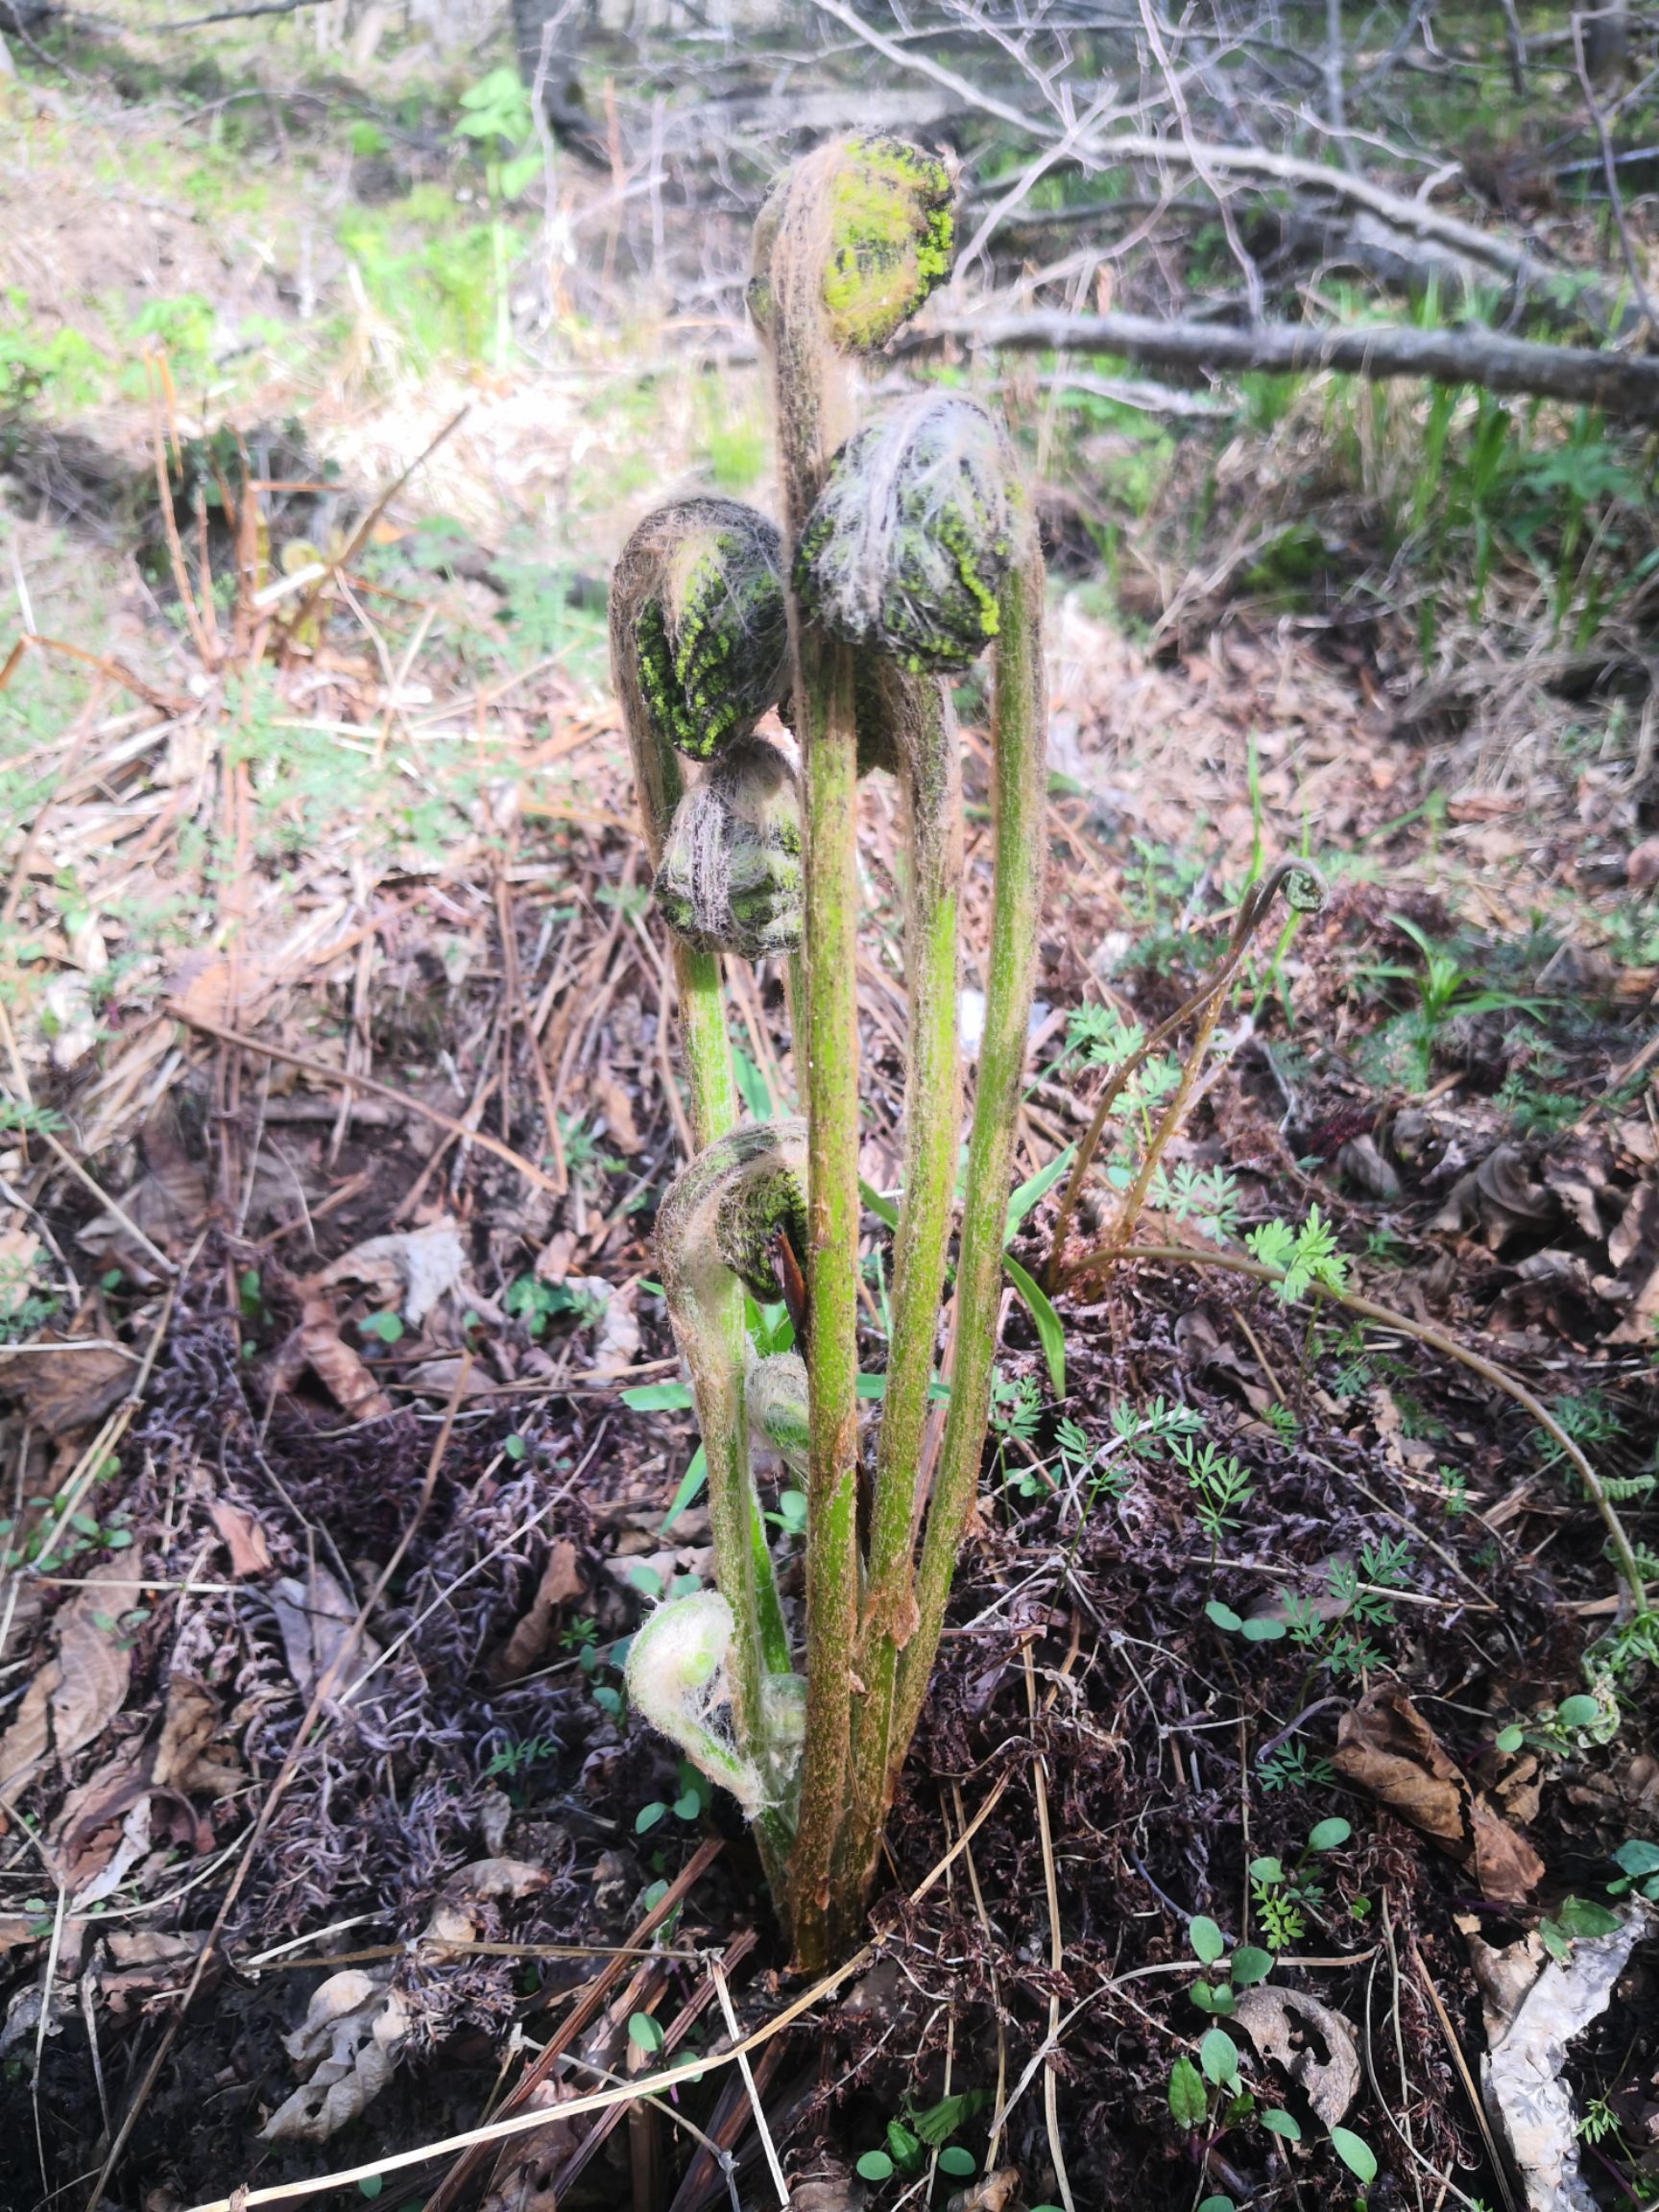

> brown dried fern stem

[{"left": 1043, "top": 858, "right": 1326, "bottom": 1290}]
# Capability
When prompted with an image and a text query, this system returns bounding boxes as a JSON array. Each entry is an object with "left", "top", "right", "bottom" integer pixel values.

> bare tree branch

[
  {"left": 900, "top": 307, "right": 1659, "bottom": 420},
  {"left": 801, "top": 0, "right": 1632, "bottom": 330},
  {"left": 151, "top": 0, "right": 328, "bottom": 27}
]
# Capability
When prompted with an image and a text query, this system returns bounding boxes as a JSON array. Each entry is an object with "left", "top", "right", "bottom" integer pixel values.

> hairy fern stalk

[{"left": 609, "top": 135, "right": 1046, "bottom": 1970}]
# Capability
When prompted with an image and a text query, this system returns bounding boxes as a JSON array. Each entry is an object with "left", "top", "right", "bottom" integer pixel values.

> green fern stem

[
  {"left": 889, "top": 542, "right": 1047, "bottom": 1790},
  {"left": 788, "top": 632, "right": 864, "bottom": 1970},
  {"left": 833, "top": 667, "right": 963, "bottom": 1919}
]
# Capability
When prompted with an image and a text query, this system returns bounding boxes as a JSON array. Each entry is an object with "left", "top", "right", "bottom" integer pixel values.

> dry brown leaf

[
  {"left": 1232, "top": 1985, "right": 1360, "bottom": 2127},
  {"left": 49, "top": 1564, "right": 136, "bottom": 1765},
  {"left": 319, "top": 1221, "right": 466, "bottom": 1324},
  {"left": 153, "top": 1675, "right": 246, "bottom": 1795},
  {"left": 171, "top": 951, "right": 277, "bottom": 1030},
  {"left": 1334, "top": 1684, "right": 1542, "bottom": 1903},
  {"left": 77, "top": 1114, "right": 209, "bottom": 1265},
  {"left": 291, "top": 1297, "right": 395, "bottom": 1422},
  {"left": 207, "top": 1499, "right": 273, "bottom": 1578},
  {"left": 592, "top": 1070, "right": 642, "bottom": 1156},
  {"left": 477, "top": 2080, "right": 582, "bottom": 2212},
  {"left": 1605, "top": 1181, "right": 1659, "bottom": 1344},
  {"left": 489, "top": 1539, "right": 585, "bottom": 1684},
  {"left": 271, "top": 1563, "right": 377, "bottom": 1700},
  {"left": 948, "top": 2173, "right": 1022, "bottom": 2212},
  {"left": 0, "top": 1671, "right": 54, "bottom": 1815},
  {"left": 0, "top": 1336, "right": 132, "bottom": 1436},
  {"left": 100, "top": 1930, "right": 210, "bottom": 2015},
  {"left": 261, "top": 1968, "right": 410, "bottom": 2143},
  {"left": 54, "top": 1752, "right": 157, "bottom": 1893}
]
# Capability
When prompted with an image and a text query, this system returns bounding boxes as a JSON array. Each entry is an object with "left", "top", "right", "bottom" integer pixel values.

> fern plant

[{"left": 608, "top": 137, "right": 1046, "bottom": 1968}]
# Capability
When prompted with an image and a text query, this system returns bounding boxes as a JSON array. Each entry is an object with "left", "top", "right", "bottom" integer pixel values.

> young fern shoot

[{"left": 610, "top": 135, "right": 1047, "bottom": 1968}]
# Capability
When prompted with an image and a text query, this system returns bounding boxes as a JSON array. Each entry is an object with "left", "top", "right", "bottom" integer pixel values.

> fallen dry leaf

[
  {"left": 591, "top": 1070, "right": 642, "bottom": 1156},
  {"left": 54, "top": 1750, "right": 156, "bottom": 1892},
  {"left": 1471, "top": 1910, "right": 1651, "bottom": 2211},
  {"left": 421, "top": 1857, "right": 550, "bottom": 1960},
  {"left": 50, "top": 1564, "right": 138, "bottom": 1764},
  {"left": 1334, "top": 1685, "right": 1543, "bottom": 1903},
  {"left": 1231, "top": 1984, "right": 1360, "bottom": 2127},
  {"left": 77, "top": 1113, "right": 209, "bottom": 1267},
  {"left": 207, "top": 1499, "right": 273, "bottom": 1578},
  {"left": 261, "top": 1968, "right": 410, "bottom": 2143},
  {"left": 270, "top": 1563, "right": 378, "bottom": 1700},
  {"left": 153, "top": 1675, "right": 246, "bottom": 1796},
  {"left": 100, "top": 1930, "right": 211, "bottom": 2015},
  {"left": 1604, "top": 1180, "right": 1659, "bottom": 1345},
  {"left": 320, "top": 1221, "right": 466, "bottom": 1324},
  {"left": 287, "top": 1296, "right": 395, "bottom": 1423},
  {"left": 477, "top": 2079, "right": 582, "bottom": 2212},
  {"left": 948, "top": 2171, "right": 1022, "bottom": 2212},
  {"left": 490, "top": 1538, "right": 585, "bottom": 1683},
  {"left": 0, "top": 1672, "right": 53, "bottom": 1815},
  {"left": 0, "top": 1336, "right": 133, "bottom": 1436}
]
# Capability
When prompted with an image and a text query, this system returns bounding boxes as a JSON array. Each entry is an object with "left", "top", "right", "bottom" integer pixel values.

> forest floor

[{"left": 3, "top": 12, "right": 1659, "bottom": 2212}]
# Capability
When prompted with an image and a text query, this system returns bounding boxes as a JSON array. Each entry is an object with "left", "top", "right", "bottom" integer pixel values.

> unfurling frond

[
  {"left": 794, "top": 394, "right": 1020, "bottom": 674},
  {"left": 623, "top": 1592, "right": 767, "bottom": 1814},
  {"left": 613, "top": 498, "right": 788, "bottom": 762},
  {"left": 748, "top": 1350, "right": 809, "bottom": 1476},
  {"left": 750, "top": 134, "right": 954, "bottom": 357},
  {"left": 655, "top": 737, "right": 804, "bottom": 959},
  {"left": 657, "top": 1118, "right": 809, "bottom": 1310}
]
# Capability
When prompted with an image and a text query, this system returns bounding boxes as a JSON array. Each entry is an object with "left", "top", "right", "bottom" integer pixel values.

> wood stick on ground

[
  {"left": 168, "top": 1006, "right": 565, "bottom": 1197},
  {"left": 902, "top": 308, "right": 1659, "bottom": 422},
  {"left": 1022, "top": 1645, "right": 1077, "bottom": 2212},
  {"left": 421, "top": 1834, "right": 728, "bottom": 2212},
  {"left": 548, "top": 1929, "right": 762, "bottom": 2200}
]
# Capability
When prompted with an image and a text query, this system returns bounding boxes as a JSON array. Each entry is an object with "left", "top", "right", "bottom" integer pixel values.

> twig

[
  {"left": 801, "top": 0, "right": 1620, "bottom": 308},
  {"left": 278, "top": 408, "right": 469, "bottom": 651},
  {"left": 902, "top": 308, "right": 1659, "bottom": 421},
  {"left": 1573, "top": 10, "right": 1659, "bottom": 333},
  {"left": 36, "top": 1128, "right": 177, "bottom": 1276},
  {"left": 167, "top": 1007, "right": 564, "bottom": 1197},
  {"left": 710, "top": 1956, "right": 789, "bottom": 2211},
  {"left": 1410, "top": 1937, "right": 1520, "bottom": 2212},
  {"left": 1023, "top": 1647, "right": 1077, "bottom": 2212}
]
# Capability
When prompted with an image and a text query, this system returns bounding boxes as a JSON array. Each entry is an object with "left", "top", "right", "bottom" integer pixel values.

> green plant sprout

[
  {"left": 451, "top": 68, "right": 542, "bottom": 369},
  {"left": 609, "top": 136, "right": 1046, "bottom": 1968}
]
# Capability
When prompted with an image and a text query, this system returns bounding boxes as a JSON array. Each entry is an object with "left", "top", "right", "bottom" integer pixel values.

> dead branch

[
  {"left": 901, "top": 307, "right": 1659, "bottom": 421},
  {"left": 803, "top": 0, "right": 1631, "bottom": 332}
]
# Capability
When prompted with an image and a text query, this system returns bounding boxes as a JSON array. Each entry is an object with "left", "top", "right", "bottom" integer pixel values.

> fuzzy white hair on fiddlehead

[
  {"left": 794, "top": 393, "right": 1022, "bottom": 675},
  {"left": 748, "top": 134, "right": 954, "bottom": 359},
  {"left": 657, "top": 1118, "right": 809, "bottom": 1311},
  {"left": 747, "top": 1349, "right": 809, "bottom": 1477},
  {"left": 623, "top": 1591, "right": 768, "bottom": 1816},
  {"left": 654, "top": 736, "right": 804, "bottom": 960},
  {"left": 613, "top": 498, "right": 788, "bottom": 763}
]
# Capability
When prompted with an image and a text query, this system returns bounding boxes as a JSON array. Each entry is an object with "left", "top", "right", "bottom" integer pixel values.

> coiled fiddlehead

[
  {"left": 795, "top": 394, "right": 1017, "bottom": 674},
  {"left": 615, "top": 500, "right": 788, "bottom": 768},
  {"left": 656, "top": 1119, "right": 808, "bottom": 1869},
  {"left": 654, "top": 736, "right": 804, "bottom": 961}
]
